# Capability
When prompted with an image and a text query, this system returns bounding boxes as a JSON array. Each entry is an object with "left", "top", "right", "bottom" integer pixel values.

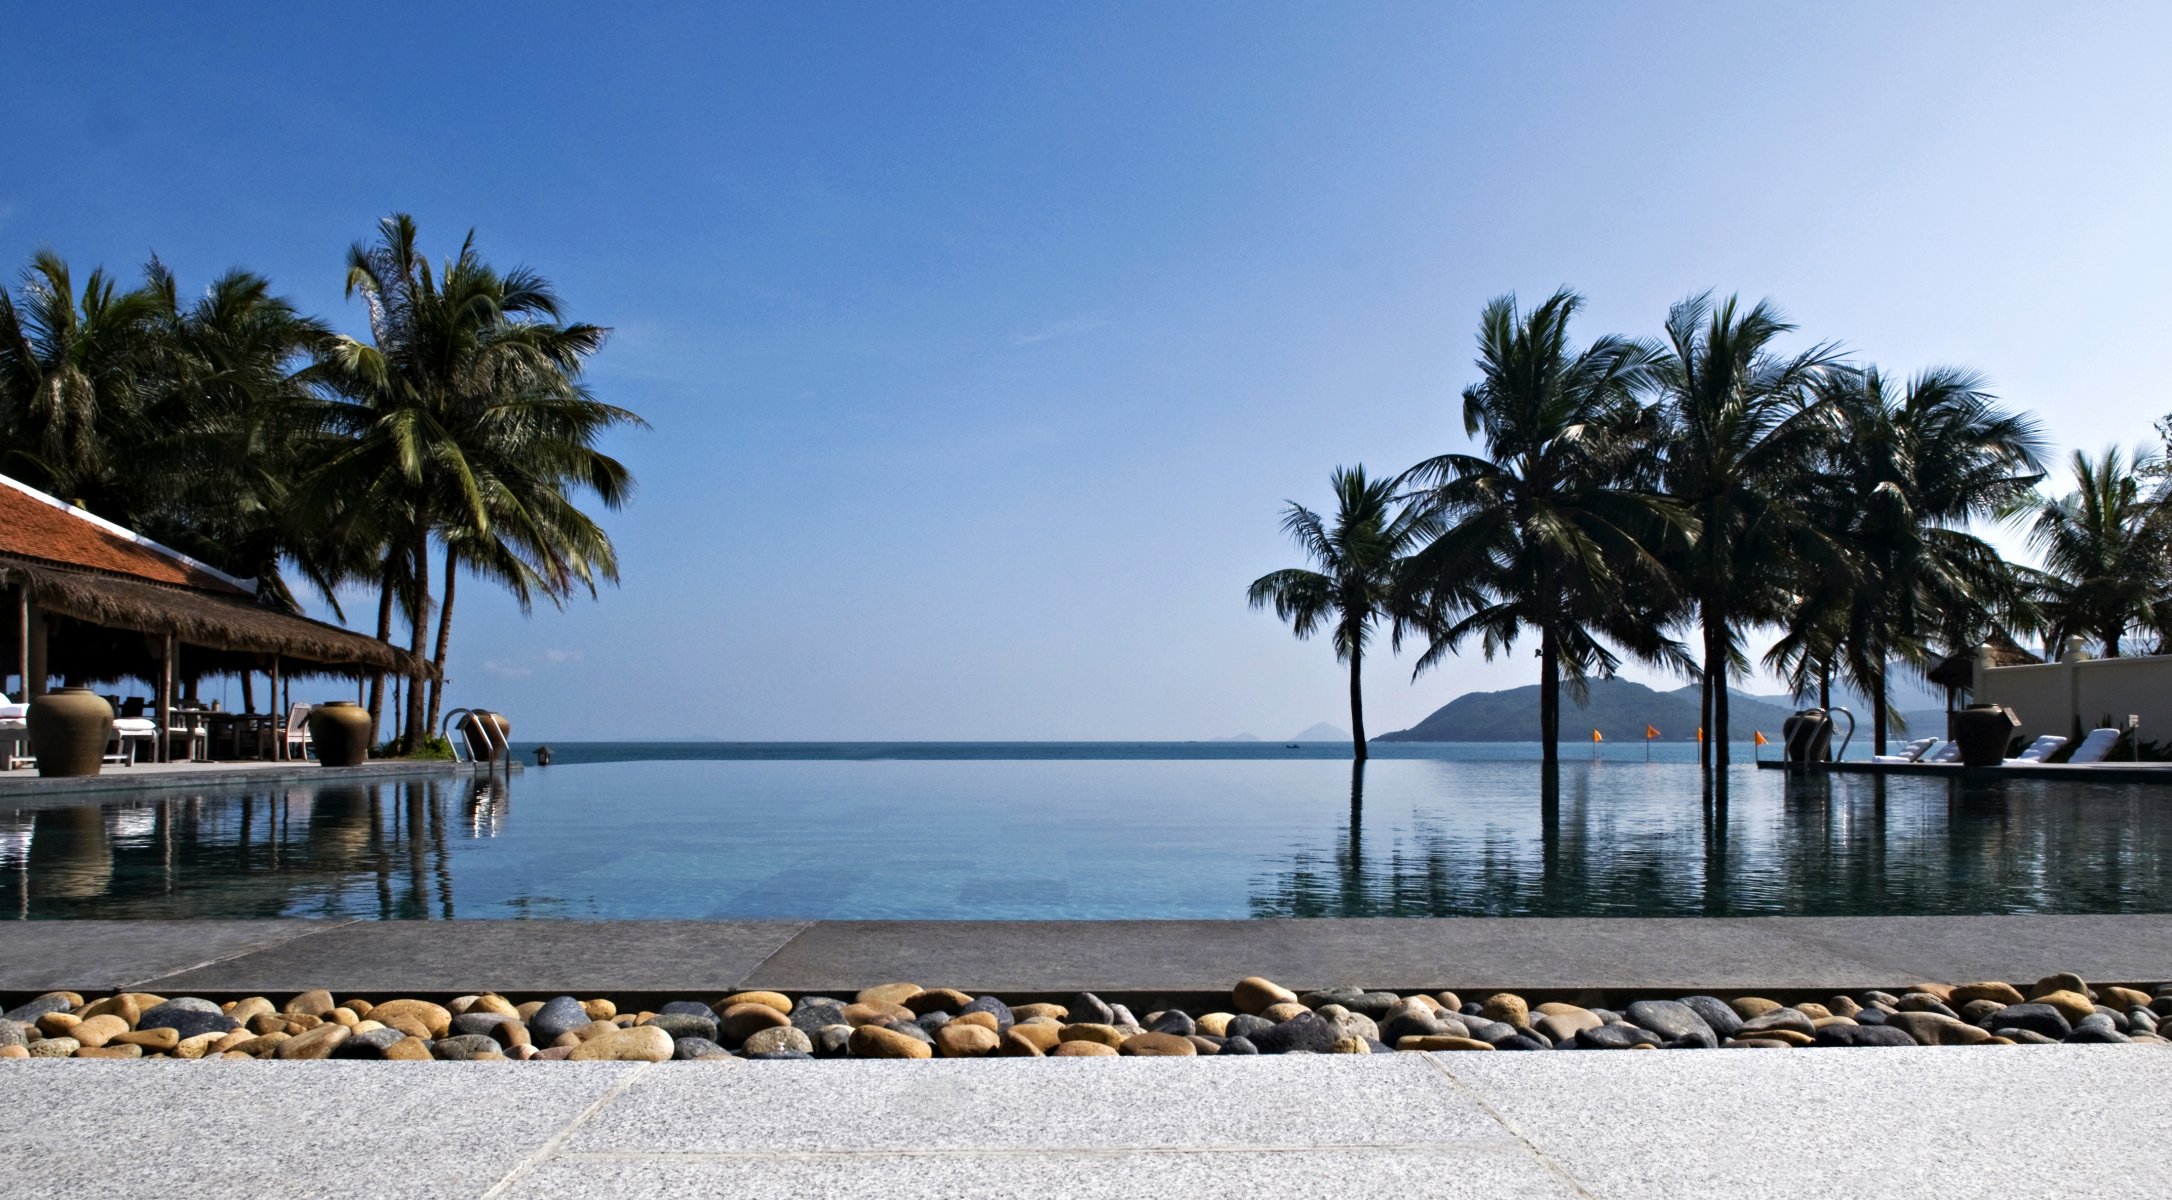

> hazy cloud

[{"left": 1011, "top": 316, "right": 1111, "bottom": 346}]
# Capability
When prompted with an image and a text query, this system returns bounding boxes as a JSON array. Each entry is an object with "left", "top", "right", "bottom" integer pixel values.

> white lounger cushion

[
  {"left": 1925, "top": 741, "right": 1962, "bottom": 763},
  {"left": 112, "top": 718, "right": 158, "bottom": 735},
  {"left": 2007, "top": 734, "right": 2068, "bottom": 763},
  {"left": 2067, "top": 727, "right": 2124, "bottom": 764},
  {"left": 1871, "top": 737, "right": 1939, "bottom": 764}
]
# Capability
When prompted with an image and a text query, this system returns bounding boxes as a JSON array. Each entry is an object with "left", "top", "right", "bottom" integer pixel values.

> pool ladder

[{"left": 441, "top": 707, "right": 512, "bottom": 770}]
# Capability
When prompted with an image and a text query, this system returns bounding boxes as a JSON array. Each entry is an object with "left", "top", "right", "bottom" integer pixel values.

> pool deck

[
  {"left": 5, "top": 1048, "right": 2165, "bottom": 1197},
  {"left": 1754, "top": 757, "right": 2172, "bottom": 782},
  {"left": 0, "top": 756, "right": 513, "bottom": 805},
  {"left": 5, "top": 913, "right": 2168, "bottom": 1001},
  {"left": 5, "top": 916, "right": 2168, "bottom": 1197}
]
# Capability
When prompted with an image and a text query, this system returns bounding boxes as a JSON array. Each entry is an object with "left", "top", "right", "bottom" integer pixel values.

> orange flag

[
  {"left": 1645, "top": 724, "right": 1660, "bottom": 740},
  {"left": 1591, "top": 728, "right": 1604, "bottom": 743},
  {"left": 1754, "top": 730, "right": 1770, "bottom": 746},
  {"left": 1696, "top": 726, "right": 1705, "bottom": 744}
]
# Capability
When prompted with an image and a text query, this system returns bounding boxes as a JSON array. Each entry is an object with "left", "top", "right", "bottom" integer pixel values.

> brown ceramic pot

[
  {"left": 461, "top": 710, "right": 511, "bottom": 762},
  {"left": 1951, "top": 704, "right": 2020, "bottom": 768},
  {"left": 307, "top": 701, "right": 373, "bottom": 767},
  {"left": 26, "top": 688, "right": 113, "bottom": 778}
]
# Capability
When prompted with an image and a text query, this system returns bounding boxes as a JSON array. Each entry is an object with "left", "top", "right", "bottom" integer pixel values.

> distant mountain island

[{"left": 1375, "top": 676, "right": 1948, "bottom": 743}]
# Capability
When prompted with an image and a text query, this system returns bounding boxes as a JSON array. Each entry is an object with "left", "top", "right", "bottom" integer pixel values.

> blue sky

[{"left": 8, "top": 1, "right": 2169, "bottom": 739}]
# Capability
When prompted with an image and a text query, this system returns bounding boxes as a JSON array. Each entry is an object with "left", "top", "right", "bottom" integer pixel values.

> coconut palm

[
  {"left": 1769, "top": 366, "right": 2043, "bottom": 749},
  {"left": 2024, "top": 447, "right": 2168, "bottom": 657},
  {"left": 420, "top": 373, "right": 635, "bottom": 734},
  {"left": 0, "top": 252, "right": 165, "bottom": 507},
  {"left": 1653, "top": 293, "right": 1844, "bottom": 770},
  {"left": 1249, "top": 465, "right": 1424, "bottom": 761},
  {"left": 314, "top": 215, "right": 638, "bottom": 750},
  {"left": 1399, "top": 289, "right": 1690, "bottom": 767},
  {"left": 132, "top": 263, "right": 346, "bottom": 609}
]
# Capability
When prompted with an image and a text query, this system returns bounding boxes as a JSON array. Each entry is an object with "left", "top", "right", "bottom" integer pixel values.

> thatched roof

[
  {"left": 1926, "top": 633, "right": 2043, "bottom": 689},
  {"left": 2, "top": 555, "right": 426, "bottom": 677}
]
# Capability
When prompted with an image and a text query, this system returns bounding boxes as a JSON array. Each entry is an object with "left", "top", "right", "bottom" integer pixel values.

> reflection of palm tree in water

[
  {"left": 1337, "top": 759, "right": 1367, "bottom": 917},
  {"left": 1263, "top": 760, "right": 1590, "bottom": 917},
  {"left": 1256, "top": 761, "right": 1735, "bottom": 918}
]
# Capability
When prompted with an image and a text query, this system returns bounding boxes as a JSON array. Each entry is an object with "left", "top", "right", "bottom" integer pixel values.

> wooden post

[
  {"left": 156, "top": 634, "right": 175, "bottom": 764},
  {"left": 271, "top": 656, "right": 284, "bottom": 761},
  {"left": 24, "top": 602, "right": 46, "bottom": 699},
  {"left": 13, "top": 587, "right": 26, "bottom": 699}
]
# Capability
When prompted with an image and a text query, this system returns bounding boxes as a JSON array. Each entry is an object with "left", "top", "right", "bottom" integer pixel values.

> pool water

[{"left": 2, "top": 745, "right": 2166, "bottom": 919}]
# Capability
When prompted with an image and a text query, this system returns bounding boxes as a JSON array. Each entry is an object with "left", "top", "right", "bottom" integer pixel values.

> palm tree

[
  {"left": 1249, "top": 465, "right": 1423, "bottom": 761},
  {"left": 131, "top": 262, "right": 344, "bottom": 609},
  {"left": 1653, "top": 293, "right": 1843, "bottom": 770},
  {"left": 1399, "top": 289, "right": 1689, "bottom": 767},
  {"left": 315, "top": 215, "right": 638, "bottom": 750},
  {"left": 0, "top": 252, "right": 165, "bottom": 506},
  {"left": 2024, "top": 447, "right": 2168, "bottom": 657},
  {"left": 420, "top": 374, "right": 635, "bottom": 734},
  {"left": 1771, "top": 366, "right": 2043, "bottom": 749}
]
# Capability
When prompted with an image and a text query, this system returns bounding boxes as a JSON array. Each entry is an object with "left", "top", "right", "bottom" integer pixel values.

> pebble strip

[{"left": 2, "top": 972, "right": 2167, "bottom": 1062}]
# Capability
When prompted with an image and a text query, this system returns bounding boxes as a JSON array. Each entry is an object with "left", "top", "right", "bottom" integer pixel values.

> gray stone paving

[
  {"left": 1, "top": 1047, "right": 2162, "bottom": 1198},
  {"left": 141, "top": 919, "right": 810, "bottom": 995},
  {"left": 0, "top": 758, "right": 498, "bottom": 805},
  {"left": 8, "top": 914, "right": 2169, "bottom": 997},
  {"left": 0, "top": 919, "right": 357, "bottom": 992}
]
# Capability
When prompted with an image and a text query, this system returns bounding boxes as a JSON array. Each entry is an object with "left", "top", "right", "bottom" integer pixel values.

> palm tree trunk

[
  {"left": 1871, "top": 657, "right": 1888, "bottom": 757},
  {"left": 1699, "top": 676, "right": 1712, "bottom": 769},
  {"left": 1539, "top": 624, "right": 1560, "bottom": 768},
  {"left": 367, "top": 578, "right": 395, "bottom": 740},
  {"left": 1348, "top": 649, "right": 1367, "bottom": 762},
  {"left": 1705, "top": 614, "right": 1730, "bottom": 771},
  {"left": 402, "top": 527, "right": 431, "bottom": 754},
  {"left": 426, "top": 545, "right": 457, "bottom": 736}
]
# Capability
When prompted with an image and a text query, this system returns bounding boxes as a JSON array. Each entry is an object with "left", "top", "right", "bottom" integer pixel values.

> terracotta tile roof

[{"left": 0, "top": 476, "right": 251, "bottom": 596}]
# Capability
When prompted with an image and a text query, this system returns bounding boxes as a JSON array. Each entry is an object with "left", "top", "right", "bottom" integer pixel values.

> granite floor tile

[
  {"left": 1437, "top": 1044, "right": 2172, "bottom": 1197},
  {"left": 506, "top": 1148, "right": 1577, "bottom": 1199},
  {"left": 564, "top": 1056, "right": 1512, "bottom": 1155},
  {"left": 0, "top": 1061, "right": 646, "bottom": 1200}
]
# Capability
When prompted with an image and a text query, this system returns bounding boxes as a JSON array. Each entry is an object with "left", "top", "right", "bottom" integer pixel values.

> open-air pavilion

[{"left": 1, "top": 473, "right": 424, "bottom": 765}]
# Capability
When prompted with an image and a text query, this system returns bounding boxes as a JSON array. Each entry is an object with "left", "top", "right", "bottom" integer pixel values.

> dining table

[{"left": 172, "top": 708, "right": 281, "bottom": 761}]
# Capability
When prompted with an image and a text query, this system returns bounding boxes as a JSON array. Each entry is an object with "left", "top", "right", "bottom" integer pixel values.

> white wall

[{"left": 1975, "top": 654, "right": 2165, "bottom": 743}]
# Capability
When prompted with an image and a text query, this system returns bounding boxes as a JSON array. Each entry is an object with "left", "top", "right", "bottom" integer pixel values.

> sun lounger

[
  {"left": 0, "top": 693, "right": 27, "bottom": 769},
  {"left": 1872, "top": 737, "right": 1941, "bottom": 764},
  {"left": 2005, "top": 734, "right": 2068, "bottom": 764},
  {"left": 1924, "top": 740, "right": 1962, "bottom": 764},
  {"left": 2065, "top": 727, "right": 2124, "bottom": 764},
  {"left": 110, "top": 718, "right": 158, "bottom": 765}
]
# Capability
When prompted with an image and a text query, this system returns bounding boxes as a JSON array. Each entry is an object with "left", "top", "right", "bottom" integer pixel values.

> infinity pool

[{"left": 2, "top": 746, "right": 2166, "bottom": 919}]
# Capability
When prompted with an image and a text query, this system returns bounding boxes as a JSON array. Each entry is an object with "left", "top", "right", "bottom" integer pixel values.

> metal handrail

[
  {"left": 1826, "top": 706, "right": 1856, "bottom": 761},
  {"left": 441, "top": 707, "right": 511, "bottom": 768}
]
